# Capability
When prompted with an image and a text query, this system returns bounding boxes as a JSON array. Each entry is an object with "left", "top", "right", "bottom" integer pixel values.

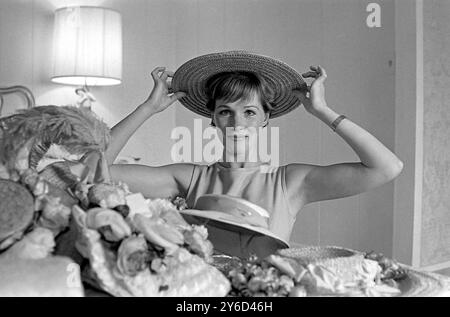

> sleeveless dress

[{"left": 185, "top": 162, "right": 299, "bottom": 257}]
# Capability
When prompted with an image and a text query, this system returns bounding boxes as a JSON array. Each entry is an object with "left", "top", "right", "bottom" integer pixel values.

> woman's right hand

[{"left": 140, "top": 67, "right": 186, "bottom": 115}]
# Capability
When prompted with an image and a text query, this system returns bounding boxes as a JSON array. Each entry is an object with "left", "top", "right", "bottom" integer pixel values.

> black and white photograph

[{"left": 0, "top": 0, "right": 449, "bottom": 299}]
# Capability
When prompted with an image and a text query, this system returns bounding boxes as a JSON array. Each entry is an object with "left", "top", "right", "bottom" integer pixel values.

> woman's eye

[
  {"left": 245, "top": 110, "right": 256, "bottom": 116},
  {"left": 219, "top": 110, "right": 231, "bottom": 116}
]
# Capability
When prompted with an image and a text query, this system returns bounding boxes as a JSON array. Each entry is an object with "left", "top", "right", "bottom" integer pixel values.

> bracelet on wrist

[{"left": 330, "top": 115, "right": 347, "bottom": 132}]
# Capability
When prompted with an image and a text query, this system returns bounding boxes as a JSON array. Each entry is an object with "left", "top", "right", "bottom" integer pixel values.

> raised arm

[
  {"left": 105, "top": 67, "right": 192, "bottom": 198},
  {"left": 286, "top": 66, "right": 403, "bottom": 207},
  {"left": 105, "top": 67, "right": 186, "bottom": 164}
]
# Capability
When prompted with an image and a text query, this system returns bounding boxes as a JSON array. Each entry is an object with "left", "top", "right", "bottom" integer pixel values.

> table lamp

[{"left": 51, "top": 6, "right": 122, "bottom": 108}]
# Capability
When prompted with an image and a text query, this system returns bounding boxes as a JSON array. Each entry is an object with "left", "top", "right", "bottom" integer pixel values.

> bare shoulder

[
  {"left": 284, "top": 163, "right": 318, "bottom": 208},
  {"left": 285, "top": 163, "right": 317, "bottom": 188},
  {"left": 285, "top": 161, "right": 397, "bottom": 206},
  {"left": 110, "top": 163, "right": 197, "bottom": 199},
  {"left": 163, "top": 162, "right": 197, "bottom": 179}
]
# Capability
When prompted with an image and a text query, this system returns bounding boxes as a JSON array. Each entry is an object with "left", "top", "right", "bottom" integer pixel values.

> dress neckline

[{"left": 213, "top": 161, "right": 274, "bottom": 172}]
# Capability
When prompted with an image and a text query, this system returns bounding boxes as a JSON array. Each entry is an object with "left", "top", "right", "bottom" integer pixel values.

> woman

[{"left": 106, "top": 51, "right": 403, "bottom": 256}]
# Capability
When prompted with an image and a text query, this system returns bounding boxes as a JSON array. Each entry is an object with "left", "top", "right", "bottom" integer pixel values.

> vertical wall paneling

[
  {"left": 270, "top": 0, "right": 323, "bottom": 246},
  {"left": 357, "top": 0, "right": 396, "bottom": 256},
  {"left": 173, "top": 0, "right": 205, "bottom": 164},
  {"left": 319, "top": 0, "right": 361, "bottom": 251},
  {"left": 421, "top": 0, "right": 450, "bottom": 269},
  {"left": 393, "top": 0, "right": 423, "bottom": 267}
]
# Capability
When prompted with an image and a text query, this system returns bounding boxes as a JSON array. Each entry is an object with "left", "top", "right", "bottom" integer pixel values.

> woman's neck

[{"left": 219, "top": 155, "right": 264, "bottom": 168}]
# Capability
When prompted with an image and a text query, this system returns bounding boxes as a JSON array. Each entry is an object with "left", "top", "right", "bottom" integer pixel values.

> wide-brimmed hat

[
  {"left": 179, "top": 194, "right": 289, "bottom": 258},
  {"left": 180, "top": 208, "right": 288, "bottom": 246},
  {"left": 172, "top": 51, "right": 307, "bottom": 119}
]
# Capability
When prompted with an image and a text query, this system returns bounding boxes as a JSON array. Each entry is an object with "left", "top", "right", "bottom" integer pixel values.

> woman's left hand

[{"left": 293, "top": 65, "right": 328, "bottom": 115}]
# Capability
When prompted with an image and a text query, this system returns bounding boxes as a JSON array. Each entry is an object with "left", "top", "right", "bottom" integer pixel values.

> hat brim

[
  {"left": 180, "top": 209, "right": 289, "bottom": 247},
  {"left": 172, "top": 51, "right": 307, "bottom": 119}
]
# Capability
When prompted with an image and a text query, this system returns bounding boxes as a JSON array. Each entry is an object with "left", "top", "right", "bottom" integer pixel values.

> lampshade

[{"left": 51, "top": 6, "right": 122, "bottom": 86}]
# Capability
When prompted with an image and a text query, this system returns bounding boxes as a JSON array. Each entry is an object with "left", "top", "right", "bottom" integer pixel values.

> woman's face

[
  {"left": 212, "top": 92, "right": 268, "bottom": 132},
  {"left": 212, "top": 92, "right": 269, "bottom": 162}
]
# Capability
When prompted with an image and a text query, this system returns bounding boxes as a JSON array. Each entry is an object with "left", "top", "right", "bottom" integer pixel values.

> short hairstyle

[{"left": 205, "top": 71, "right": 275, "bottom": 115}]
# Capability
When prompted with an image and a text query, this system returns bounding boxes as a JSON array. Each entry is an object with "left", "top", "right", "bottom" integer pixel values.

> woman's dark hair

[{"left": 205, "top": 71, "right": 275, "bottom": 115}]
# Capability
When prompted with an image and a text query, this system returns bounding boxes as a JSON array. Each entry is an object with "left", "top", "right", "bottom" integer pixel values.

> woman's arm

[
  {"left": 104, "top": 67, "right": 192, "bottom": 198},
  {"left": 110, "top": 163, "right": 195, "bottom": 199},
  {"left": 105, "top": 67, "right": 186, "bottom": 164},
  {"left": 286, "top": 66, "right": 403, "bottom": 206},
  {"left": 105, "top": 104, "right": 155, "bottom": 164}
]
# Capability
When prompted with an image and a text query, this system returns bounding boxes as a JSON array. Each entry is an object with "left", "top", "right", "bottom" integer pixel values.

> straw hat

[
  {"left": 172, "top": 51, "right": 307, "bottom": 118},
  {"left": 179, "top": 194, "right": 289, "bottom": 258},
  {"left": 180, "top": 209, "right": 289, "bottom": 258},
  {"left": 181, "top": 208, "right": 288, "bottom": 245},
  {"left": 180, "top": 194, "right": 288, "bottom": 244}
]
